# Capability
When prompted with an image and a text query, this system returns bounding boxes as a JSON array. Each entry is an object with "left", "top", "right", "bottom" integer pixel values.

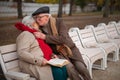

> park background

[{"left": 0, "top": 0, "right": 120, "bottom": 80}]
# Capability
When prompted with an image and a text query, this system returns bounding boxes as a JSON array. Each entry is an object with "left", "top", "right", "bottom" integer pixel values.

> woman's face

[
  {"left": 32, "top": 22, "right": 39, "bottom": 30},
  {"left": 34, "top": 14, "right": 49, "bottom": 26}
]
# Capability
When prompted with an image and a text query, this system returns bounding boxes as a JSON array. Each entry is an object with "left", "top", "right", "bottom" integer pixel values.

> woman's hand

[
  {"left": 33, "top": 32, "right": 46, "bottom": 40},
  {"left": 42, "top": 58, "right": 48, "bottom": 66}
]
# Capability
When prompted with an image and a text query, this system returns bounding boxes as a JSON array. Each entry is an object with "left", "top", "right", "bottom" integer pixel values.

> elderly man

[{"left": 32, "top": 6, "right": 92, "bottom": 80}]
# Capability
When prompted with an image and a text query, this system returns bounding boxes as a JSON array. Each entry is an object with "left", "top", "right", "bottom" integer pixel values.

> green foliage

[
  {"left": 35, "top": 0, "right": 58, "bottom": 4},
  {"left": 75, "top": 0, "right": 86, "bottom": 8}
]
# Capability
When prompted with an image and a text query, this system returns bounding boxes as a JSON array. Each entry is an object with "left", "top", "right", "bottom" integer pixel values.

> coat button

[{"left": 35, "top": 60, "right": 37, "bottom": 63}]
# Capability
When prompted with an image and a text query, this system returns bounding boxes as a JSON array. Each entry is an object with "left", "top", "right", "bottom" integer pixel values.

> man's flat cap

[{"left": 32, "top": 6, "right": 49, "bottom": 16}]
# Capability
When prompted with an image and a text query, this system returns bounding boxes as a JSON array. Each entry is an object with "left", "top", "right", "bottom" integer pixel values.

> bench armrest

[{"left": 6, "top": 71, "right": 30, "bottom": 80}]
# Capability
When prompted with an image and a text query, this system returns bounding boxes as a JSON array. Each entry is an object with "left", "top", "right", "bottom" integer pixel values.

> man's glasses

[{"left": 34, "top": 15, "right": 46, "bottom": 19}]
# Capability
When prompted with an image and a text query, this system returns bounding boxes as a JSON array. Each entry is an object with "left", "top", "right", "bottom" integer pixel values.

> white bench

[
  {"left": 83, "top": 25, "right": 119, "bottom": 65},
  {"left": 85, "top": 25, "right": 119, "bottom": 61},
  {"left": 68, "top": 28, "right": 106, "bottom": 78},
  {"left": 0, "top": 44, "right": 36, "bottom": 80},
  {"left": 97, "top": 23, "right": 120, "bottom": 49}
]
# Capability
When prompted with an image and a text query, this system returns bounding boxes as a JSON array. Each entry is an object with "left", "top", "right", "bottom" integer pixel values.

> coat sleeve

[
  {"left": 45, "top": 18, "right": 75, "bottom": 48},
  {"left": 16, "top": 31, "right": 44, "bottom": 66}
]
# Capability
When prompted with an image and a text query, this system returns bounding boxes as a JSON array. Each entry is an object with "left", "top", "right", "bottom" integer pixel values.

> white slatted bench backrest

[
  {"left": 68, "top": 28, "right": 83, "bottom": 49},
  {"left": 94, "top": 25, "right": 110, "bottom": 43},
  {"left": 0, "top": 44, "right": 20, "bottom": 74},
  {"left": 79, "top": 27, "right": 97, "bottom": 48},
  {"left": 116, "top": 22, "right": 120, "bottom": 35},
  {"left": 105, "top": 23, "right": 120, "bottom": 39}
]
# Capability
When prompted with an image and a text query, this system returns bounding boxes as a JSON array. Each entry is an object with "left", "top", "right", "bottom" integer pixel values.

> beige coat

[{"left": 16, "top": 31, "right": 53, "bottom": 80}]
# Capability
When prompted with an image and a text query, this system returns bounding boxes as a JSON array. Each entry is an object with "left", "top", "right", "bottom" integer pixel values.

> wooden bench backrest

[{"left": 0, "top": 44, "right": 20, "bottom": 74}]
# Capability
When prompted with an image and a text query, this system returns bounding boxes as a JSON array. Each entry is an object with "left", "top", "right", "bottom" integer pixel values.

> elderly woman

[{"left": 15, "top": 16, "right": 68, "bottom": 80}]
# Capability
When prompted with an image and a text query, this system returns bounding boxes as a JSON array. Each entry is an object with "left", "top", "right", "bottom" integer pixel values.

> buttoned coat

[{"left": 16, "top": 31, "right": 53, "bottom": 80}]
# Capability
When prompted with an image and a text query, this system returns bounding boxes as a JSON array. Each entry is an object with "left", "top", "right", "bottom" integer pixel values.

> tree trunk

[
  {"left": 103, "top": 0, "right": 109, "bottom": 18},
  {"left": 57, "top": 0, "right": 63, "bottom": 18},
  {"left": 69, "top": 0, "right": 74, "bottom": 16},
  {"left": 17, "top": 0, "right": 23, "bottom": 18},
  {"left": 110, "top": 0, "right": 115, "bottom": 14}
]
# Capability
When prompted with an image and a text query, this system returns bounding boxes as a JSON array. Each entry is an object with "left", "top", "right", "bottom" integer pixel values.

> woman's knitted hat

[{"left": 22, "top": 16, "right": 35, "bottom": 28}]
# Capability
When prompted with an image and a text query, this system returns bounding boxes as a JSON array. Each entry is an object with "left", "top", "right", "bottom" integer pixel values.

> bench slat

[
  {"left": 5, "top": 60, "right": 19, "bottom": 71},
  {"left": 2, "top": 52, "right": 18, "bottom": 62},
  {"left": 0, "top": 44, "right": 16, "bottom": 54},
  {"left": 8, "top": 67, "right": 20, "bottom": 72}
]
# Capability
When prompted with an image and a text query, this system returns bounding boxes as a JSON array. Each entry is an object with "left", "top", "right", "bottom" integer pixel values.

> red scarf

[{"left": 15, "top": 22, "right": 52, "bottom": 60}]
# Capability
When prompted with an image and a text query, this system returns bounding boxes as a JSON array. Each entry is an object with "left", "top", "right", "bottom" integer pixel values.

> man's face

[{"left": 34, "top": 14, "right": 49, "bottom": 26}]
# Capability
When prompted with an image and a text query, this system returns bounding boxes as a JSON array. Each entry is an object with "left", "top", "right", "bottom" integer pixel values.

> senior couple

[{"left": 15, "top": 6, "right": 92, "bottom": 80}]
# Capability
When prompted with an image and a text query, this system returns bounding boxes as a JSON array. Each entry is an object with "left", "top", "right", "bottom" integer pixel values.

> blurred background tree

[
  {"left": 75, "top": 0, "right": 86, "bottom": 10},
  {"left": 17, "top": 0, "right": 23, "bottom": 18},
  {"left": 2, "top": 0, "right": 119, "bottom": 18},
  {"left": 57, "top": 0, "right": 63, "bottom": 17}
]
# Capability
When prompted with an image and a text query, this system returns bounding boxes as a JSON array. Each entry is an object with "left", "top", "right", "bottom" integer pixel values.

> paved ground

[
  {"left": 0, "top": 14, "right": 120, "bottom": 80},
  {"left": 93, "top": 59, "right": 120, "bottom": 80}
]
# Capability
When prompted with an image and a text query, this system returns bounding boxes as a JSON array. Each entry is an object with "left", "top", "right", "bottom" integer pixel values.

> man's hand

[
  {"left": 51, "top": 54, "right": 58, "bottom": 59},
  {"left": 34, "top": 32, "right": 46, "bottom": 40}
]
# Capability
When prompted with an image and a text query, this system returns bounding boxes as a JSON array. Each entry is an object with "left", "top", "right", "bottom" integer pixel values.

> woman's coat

[{"left": 16, "top": 31, "right": 53, "bottom": 80}]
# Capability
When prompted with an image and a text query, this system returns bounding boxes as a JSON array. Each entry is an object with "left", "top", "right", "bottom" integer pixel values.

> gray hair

[{"left": 22, "top": 15, "right": 35, "bottom": 28}]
